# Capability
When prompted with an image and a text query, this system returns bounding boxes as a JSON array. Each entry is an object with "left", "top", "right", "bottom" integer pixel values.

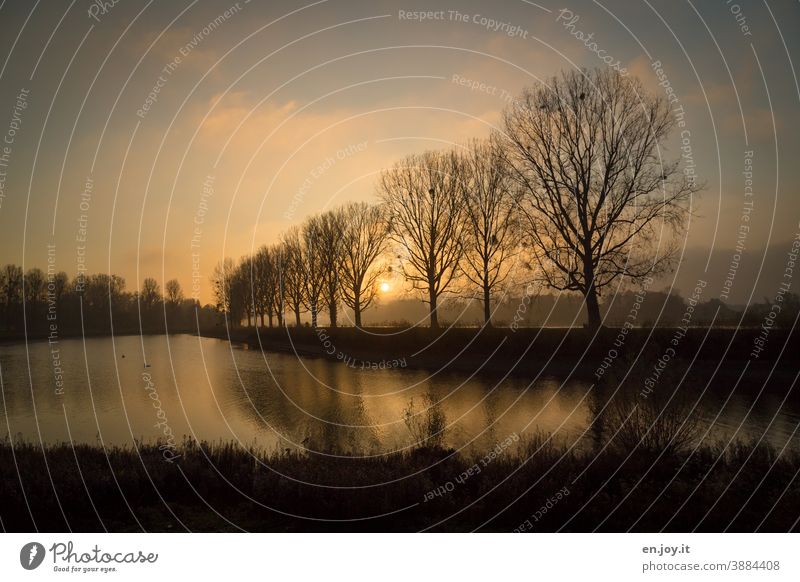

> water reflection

[{"left": 0, "top": 334, "right": 797, "bottom": 456}]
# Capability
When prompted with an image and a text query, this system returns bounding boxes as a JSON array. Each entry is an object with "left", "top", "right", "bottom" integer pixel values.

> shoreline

[{"left": 198, "top": 325, "right": 800, "bottom": 384}]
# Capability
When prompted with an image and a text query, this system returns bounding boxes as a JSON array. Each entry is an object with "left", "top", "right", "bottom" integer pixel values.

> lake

[{"left": 1, "top": 334, "right": 798, "bottom": 456}]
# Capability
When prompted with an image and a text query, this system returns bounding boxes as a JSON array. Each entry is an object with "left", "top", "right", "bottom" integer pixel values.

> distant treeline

[
  {"left": 0, "top": 264, "right": 220, "bottom": 337},
  {"left": 1, "top": 261, "right": 795, "bottom": 339}
]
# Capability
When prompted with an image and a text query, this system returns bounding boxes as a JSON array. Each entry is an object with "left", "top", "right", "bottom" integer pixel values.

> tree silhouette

[
  {"left": 457, "top": 136, "right": 521, "bottom": 326},
  {"left": 502, "top": 68, "right": 698, "bottom": 329},
  {"left": 279, "top": 227, "right": 306, "bottom": 327},
  {"left": 379, "top": 150, "right": 464, "bottom": 328},
  {"left": 338, "top": 201, "right": 390, "bottom": 328}
]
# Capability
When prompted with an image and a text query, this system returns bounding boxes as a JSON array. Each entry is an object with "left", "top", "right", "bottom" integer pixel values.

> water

[{"left": 0, "top": 334, "right": 797, "bottom": 455}]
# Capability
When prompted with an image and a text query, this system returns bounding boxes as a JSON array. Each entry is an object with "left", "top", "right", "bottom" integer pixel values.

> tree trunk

[
  {"left": 268, "top": 312, "right": 273, "bottom": 328},
  {"left": 582, "top": 247, "right": 602, "bottom": 329},
  {"left": 428, "top": 286, "right": 439, "bottom": 329},
  {"left": 584, "top": 287, "right": 601, "bottom": 330},
  {"left": 483, "top": 279, "right": 491, "bottom": 326},
  {"left": 311, "top": 302, "right": 318, "bottom": 328},
  {"left": 583, "top": 270, "right": 602, "bottom": 330},
  {"left": 294, "top": 307, "right": 301, "bottom": 327},
  {"left": 354, "top": 293, "right": 361, "bottom": 328},
  {"left": 329, "top": 300, "right": 337, "bottom": 328}
]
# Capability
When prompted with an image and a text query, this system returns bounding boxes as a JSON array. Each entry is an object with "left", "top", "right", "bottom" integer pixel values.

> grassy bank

[
  {"left": 205, "top": 325, "right": 800, "bottom": 380},
  {"left": 2, "top": 436, "right": 798, "bottom": 532}
]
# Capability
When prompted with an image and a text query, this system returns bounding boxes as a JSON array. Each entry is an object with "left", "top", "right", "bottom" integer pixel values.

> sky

[{"left": 0, "top": 0, "right": 798, "bottom": 306}]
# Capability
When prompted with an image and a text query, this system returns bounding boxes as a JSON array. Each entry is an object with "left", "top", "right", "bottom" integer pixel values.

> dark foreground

[{"left": 2, "top": 437, "right": 798, "bottom": 532}]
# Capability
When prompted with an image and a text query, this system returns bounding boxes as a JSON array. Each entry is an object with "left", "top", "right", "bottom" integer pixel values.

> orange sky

[{"left": 0, "top": 0, "right": 798, "bottom": 304}]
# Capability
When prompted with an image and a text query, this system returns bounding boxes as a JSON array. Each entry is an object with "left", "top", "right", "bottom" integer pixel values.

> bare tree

[
  {"left": 165, "top": 279, "right": 184, "bottom": 305},
  {"left": 51, "top": 271, "right": 69, "bottom": 306},
  {"left": 211, "top": 258, "right": 236, "bottom": 318},
  {"left": 279, "top": 228, "right": 306, "bottom": 327},
  {"left": 164, "top": 278, "right": 184, "bottom": 326},
  {"left": 378, "top": 150, "right": 464, "bottom": 328},
  {"left": 267, "top": 244, "right": 285, "bottom": 327},
  {"left": 1, "top": 264, "right": 23, "bottom": 329},
  {"left": 253, "top": 245, "right": 278, "bottom": 327},
  {"left": 24, "top": 268, "right": 46, "bottom": 322},
  {"left": 233, "top": 256, "right": 254, "bottom": 327},
  {"left": 141, "top": 277, "right": 161, "bottom": 308},
  {"left": 457, "top": 136, "right": 521, "bottom": 326},
  {"left": 82, "top": 274, "right": 126, "bottom": 327},
  {"left": 301, "top": 216, "right": 327, "bottom": 329},
  {"left": 502, "top": 68, "right": 698, "bottom": 329},
  {"left": 338, "top": 201, "right": 390, "bottom": 327},
  {"left": 317, "top": 210, "right": 345, "bottom": 328}
]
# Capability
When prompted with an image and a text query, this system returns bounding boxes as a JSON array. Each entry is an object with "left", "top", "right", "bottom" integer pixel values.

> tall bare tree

[
  {"left": 165, "top": 279, "right": 184, "bottom": 305},
  {"left": 338, "top": 201, "right": 390, "bottom": 328},
  {"left": 140, "top": 277, "right": 161, "bottom": 308},
  {"left": 378, "top": 150, "right": 464, "bottom": 328},
  {"left": 164, "top": 278, "right": 184, "bottom": 326},
  {"left": 253, "top": 245, "right": 278, "bottom": 327},
  {"left": 279, "top": 228, "right": 306, "bottom": 327},
  {"left": 24, "top": 267, "right": 46, "bottom": 322},
  {"left": 1, "top": 264, "right": 23, "bottom": 329},
  {"left": 502, "top": 68, "right": 698, "bottom": 329},
  {"left": 268, "top": 244, "right": 285, "bottom": 327},
  {"left": 458, "top": 136, "right": 521, "bottom": 326},
  {"left": 51, "top": 271, "right": 69, "bottom": 306},
  {"left": 233, "top": 256, "right": 254, "bottom": 327},
  {"left": 317, "top": 210, "right": 345, "bottom": 328},
  {"left": 211, "top": 257, "right": 236, "bottom": 318},
  {"left": 301, "top": 216, "right": 327, "bottom": 329}
]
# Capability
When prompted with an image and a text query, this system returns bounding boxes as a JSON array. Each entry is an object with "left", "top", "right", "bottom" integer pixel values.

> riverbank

[
  {"left": 201, "top": 325, "right": 800, "bottom": 383},
  {"left": 1, "top": 437, "right": 797, "bottom": 532}
]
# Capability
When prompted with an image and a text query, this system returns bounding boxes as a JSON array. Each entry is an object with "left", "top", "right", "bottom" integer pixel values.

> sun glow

[{"left": 379, "top": 282, "right": 391, "bottom": 293}]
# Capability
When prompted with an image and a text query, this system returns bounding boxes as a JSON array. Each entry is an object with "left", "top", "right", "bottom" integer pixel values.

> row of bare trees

[
  {"left": 212, "top": 201, "right": 392, "bottom": 329},
  {"left": 378, "top": 138, "right": 521, "bottom": 328},
  {"left": 213, "top": 138, "right": 523, "bottom": 330},
  {"left": 213, "top": 68, "right": 698, "bottom": 329}
]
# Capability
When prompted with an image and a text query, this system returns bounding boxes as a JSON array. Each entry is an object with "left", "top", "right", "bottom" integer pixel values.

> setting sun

[{"left": 379, "top": 282, "right": 391, "bottom": 293}]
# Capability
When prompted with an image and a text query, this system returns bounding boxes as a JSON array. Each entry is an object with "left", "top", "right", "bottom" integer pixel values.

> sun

[{"left": 379, "top": 282, "right": 391, "bottom": 293}]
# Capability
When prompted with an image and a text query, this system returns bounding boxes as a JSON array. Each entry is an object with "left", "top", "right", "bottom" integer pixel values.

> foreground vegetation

[{"left": 2, "top": 435, "right": 798, "bottom": 532}]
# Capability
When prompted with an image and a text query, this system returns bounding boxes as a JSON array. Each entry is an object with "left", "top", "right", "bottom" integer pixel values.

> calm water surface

[{"left": 0, "top": 334, "right": 797, "bottom": 455}]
